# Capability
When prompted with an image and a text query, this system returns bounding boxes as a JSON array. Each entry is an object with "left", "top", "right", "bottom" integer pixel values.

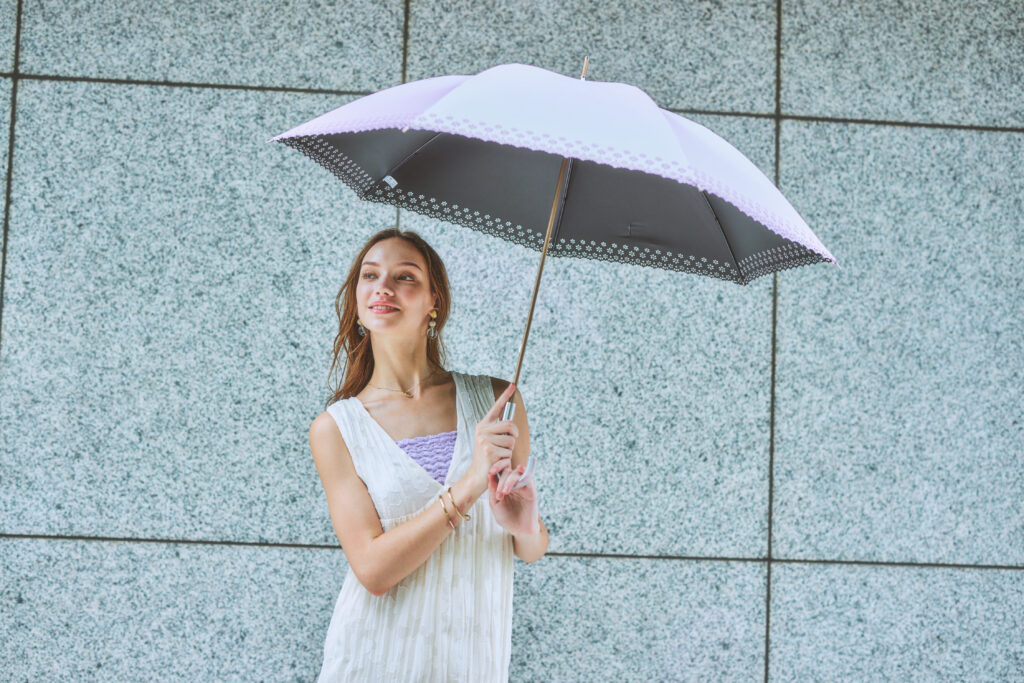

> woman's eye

[{"left": 362, "top": 273, "right": 413, "bottom": 280}]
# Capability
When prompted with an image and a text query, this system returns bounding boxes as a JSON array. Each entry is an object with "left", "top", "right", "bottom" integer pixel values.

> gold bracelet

[
  {"left": 445, "top": 487, "right": 471, "bottom": 521},
  {"left": 437, "top": 494, "right": 457, "bottom": 530}
]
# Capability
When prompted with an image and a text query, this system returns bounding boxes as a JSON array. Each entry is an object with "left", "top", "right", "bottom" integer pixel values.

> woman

[{"left": 308, "top": 227, "right": 549, "bottom": 681}]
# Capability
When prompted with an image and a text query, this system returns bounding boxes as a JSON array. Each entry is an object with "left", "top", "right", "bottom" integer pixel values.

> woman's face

[{"left": 356, "top": 237, "right": 436, "bottom": 338}]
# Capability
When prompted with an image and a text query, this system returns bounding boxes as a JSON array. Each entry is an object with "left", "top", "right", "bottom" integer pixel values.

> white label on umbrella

[{"left": 382, "top": 175, "right": 398, "bottom": 188}]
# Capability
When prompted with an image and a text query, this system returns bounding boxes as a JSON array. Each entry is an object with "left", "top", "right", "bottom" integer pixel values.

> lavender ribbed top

[{"left": 395, "top": 430, "right": 457, "bottom": 485}]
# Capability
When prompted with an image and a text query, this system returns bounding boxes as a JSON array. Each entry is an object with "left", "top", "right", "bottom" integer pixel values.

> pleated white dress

[{"left": 316, "top": 370, "right": 515, "bottom": 682}]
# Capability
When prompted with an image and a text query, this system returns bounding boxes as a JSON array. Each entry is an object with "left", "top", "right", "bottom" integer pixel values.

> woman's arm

[
  {"left": 309, "top": 412, "right": 484, "bottom": 596},
  {"left": 512, "top": 518, "right": 549, "bottom": 563}
]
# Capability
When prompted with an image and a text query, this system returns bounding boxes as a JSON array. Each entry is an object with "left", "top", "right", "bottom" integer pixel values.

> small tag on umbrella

[{"left": 382, "top": 175, "right": 398, "bottom": 188}]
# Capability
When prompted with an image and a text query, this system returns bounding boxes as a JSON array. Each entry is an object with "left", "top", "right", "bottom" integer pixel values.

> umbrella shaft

[{"left": 503, "top": 155, "right": 573, "bottom": 422}]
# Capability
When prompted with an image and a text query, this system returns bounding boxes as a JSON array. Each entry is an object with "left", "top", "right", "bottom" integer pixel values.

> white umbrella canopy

[{"left": 270, "top": 60, "right": 837, "bottom": 286}]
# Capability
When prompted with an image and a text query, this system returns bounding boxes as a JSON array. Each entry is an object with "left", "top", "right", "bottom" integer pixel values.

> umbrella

[{"left": 269, "top": 58, "right": 838, "bottom": 471}]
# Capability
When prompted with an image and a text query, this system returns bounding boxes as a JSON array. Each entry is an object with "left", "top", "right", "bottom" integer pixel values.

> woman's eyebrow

[{"left": 361, "top": 260, "right": 422, "bottom": 271}]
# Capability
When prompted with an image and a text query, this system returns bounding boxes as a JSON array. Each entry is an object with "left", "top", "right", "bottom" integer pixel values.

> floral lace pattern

[
  {"left": 281, "top": 131, "right": 833, "bottom": 285},
  {"left": 280, "top": 135, "right": 377, "bottom": 198}
]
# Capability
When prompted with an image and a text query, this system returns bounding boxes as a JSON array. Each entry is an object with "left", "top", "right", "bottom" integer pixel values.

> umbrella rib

[
  {"left": 361, "top": 130, "right": 446, "bottom": 200},
  {"left": 698, "top": 189, "right": 742, "bottom": 284}
]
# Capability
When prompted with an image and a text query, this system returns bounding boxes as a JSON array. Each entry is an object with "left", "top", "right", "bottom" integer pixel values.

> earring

[
  {"left": 427, "top": 310, "right": 438, "bottom": 339},
  {"left": 356, "top": 318, "right": 367, "bottom": 336}
]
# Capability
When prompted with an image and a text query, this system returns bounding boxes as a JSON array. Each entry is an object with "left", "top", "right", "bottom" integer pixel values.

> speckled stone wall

[{"left": 1, "top": 1, "right": 1021, "bottom": 681}]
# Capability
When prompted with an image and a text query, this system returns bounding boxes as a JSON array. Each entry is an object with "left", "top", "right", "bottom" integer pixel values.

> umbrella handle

[
  {"left": 509, "top": 452, "right": 536, "bottom": 491},
  {"left": 501, "top": 399, "right": 536, "bottom": 492}
]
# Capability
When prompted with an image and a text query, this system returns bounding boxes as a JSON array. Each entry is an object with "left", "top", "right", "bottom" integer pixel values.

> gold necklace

[{"left": 366, "top": 368, "right": 444, "bottom": 398}]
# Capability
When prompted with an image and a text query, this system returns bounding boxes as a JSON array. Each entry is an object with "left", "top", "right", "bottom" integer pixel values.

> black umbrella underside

[{"left": 278, "top": 129, "right": 832, "bottom": 286}]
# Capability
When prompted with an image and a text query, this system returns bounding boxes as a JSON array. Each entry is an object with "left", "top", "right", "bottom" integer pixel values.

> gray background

[{"left": 1, "top": 0, "right": 1022, "bottom": 681}]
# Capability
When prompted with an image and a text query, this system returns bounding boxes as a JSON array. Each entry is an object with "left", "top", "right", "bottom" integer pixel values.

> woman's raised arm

[{"left": 308, "top": 413, "right": 483, "bottom": 596}]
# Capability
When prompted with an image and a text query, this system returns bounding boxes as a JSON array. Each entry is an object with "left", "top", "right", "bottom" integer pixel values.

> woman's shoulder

[
  {"left": 309, "top": 400, "right": 351, "bottom": 440},
  {"left": 309, "top": 395, "right": 361, "bottom": 450}
]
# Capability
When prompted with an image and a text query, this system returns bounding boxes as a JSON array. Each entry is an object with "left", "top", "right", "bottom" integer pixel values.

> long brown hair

[{"left": 323, "top": 227, "right": 451, "bottom": 410}]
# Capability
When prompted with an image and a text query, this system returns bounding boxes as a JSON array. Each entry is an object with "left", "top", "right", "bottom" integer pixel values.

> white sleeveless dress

[{"left": 316, "top": 370, "right": 515, "bottom": 682}]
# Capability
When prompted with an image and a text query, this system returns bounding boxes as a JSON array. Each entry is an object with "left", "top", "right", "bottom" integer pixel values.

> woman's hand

[
  {"left": 488, "top": 459, "right": 539, "bottom": 535},
  {"left": 465, "top": 382, "right": 519, "bottom": 496}
]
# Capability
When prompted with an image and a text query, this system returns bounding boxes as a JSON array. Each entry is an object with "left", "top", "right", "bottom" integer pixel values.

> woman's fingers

[
  {"left": 489, "top": 457, "right": 512, "bottom": 477},
  {"left": 490, "top": 461, "right": 510, "bottom": 495},
  {"left": 495, "top": 464, "right": 526, "bottom": 500},
  {"left": 484, "top": 382, "right": 516, "bottom": 424},
  {"left": 510, "top": 458, "right": 534, "bottom": 491},
  {"left": 489, "top": 460, "right": 511, "bottom": 496}
]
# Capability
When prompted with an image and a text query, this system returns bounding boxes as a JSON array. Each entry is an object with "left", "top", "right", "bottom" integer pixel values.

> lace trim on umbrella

[
  {"left": 278, "top": 134, "right": 831, "bottom": 286},
  {"left": 278, "top": 118, "right": 838, "bottom": 266},
  {"left": 279, "top": 136, "right": 377, "bottom": 197},
  {"left": 738, "top": 244, "right": 830, "bottom": 284}
]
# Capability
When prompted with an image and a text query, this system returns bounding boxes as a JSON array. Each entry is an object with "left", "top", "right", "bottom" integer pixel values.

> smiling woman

[{"left": 307, "top": 227, "right": 548, "bottom": 682}]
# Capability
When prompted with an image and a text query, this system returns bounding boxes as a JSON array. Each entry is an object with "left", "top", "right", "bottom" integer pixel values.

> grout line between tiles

[
  {"left": 1, "top": 532, "right": 1022, "bottom": 572},
  {"left": 0, "top": 72, "right": 1018, "bottom": 134},
  {"left": 763, "top": 1, "right": 784, "bottom": 679},
  {"left": 401, "top": 0, "right": 410, "bottom": 86},
  {"left": 0, "top": 0, "right": 24, "bottom": 362}
]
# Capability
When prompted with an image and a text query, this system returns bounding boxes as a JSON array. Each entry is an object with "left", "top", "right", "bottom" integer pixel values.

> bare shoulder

[
  {"left": 309, "top": 410, "right": 343, "bottom": 448},
  {"left": 308, "top": 411, "right": 355, "bottom": 474}
]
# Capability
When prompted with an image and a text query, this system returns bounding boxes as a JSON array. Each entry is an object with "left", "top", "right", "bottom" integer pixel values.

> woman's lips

[{"left": 370, "top": 307, "right": 399, "bottom": 314}]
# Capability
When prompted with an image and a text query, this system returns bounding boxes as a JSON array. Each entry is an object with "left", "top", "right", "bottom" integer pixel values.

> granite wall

[{"left": 1, "top": 0, "right": 1021, "bottom": 680}]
